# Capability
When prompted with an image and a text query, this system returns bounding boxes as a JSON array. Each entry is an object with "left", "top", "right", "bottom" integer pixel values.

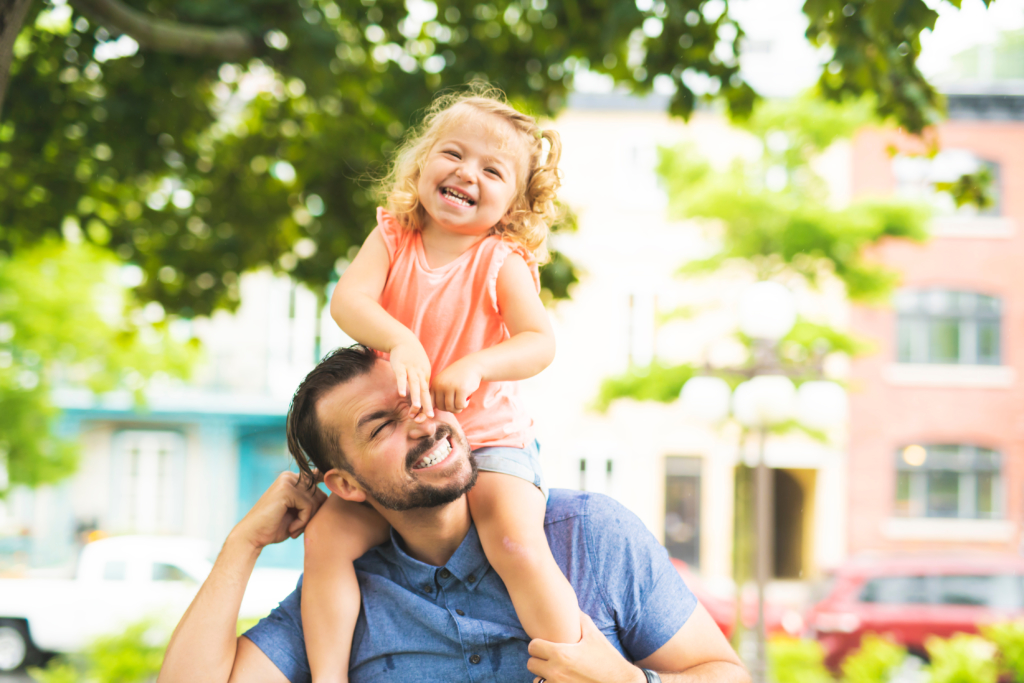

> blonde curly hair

[{"left": 377, "top": 85, "right": 562, "bottom": 264}]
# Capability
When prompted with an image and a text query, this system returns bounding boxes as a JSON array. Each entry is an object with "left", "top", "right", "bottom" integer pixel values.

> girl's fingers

[
  {"left": 408, "top": 371, "right": 422, "bottom": 409},
  {"left": 393, "top": 363, "right": 408, "bottom": 398},
  {"left": 420, "top": 376, "right": 434, "bottom": 417}
]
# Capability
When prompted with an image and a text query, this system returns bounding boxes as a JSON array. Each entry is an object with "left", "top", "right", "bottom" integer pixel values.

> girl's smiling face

[{"left": 416, "top": 108, "right": 522, "bottom": 239}]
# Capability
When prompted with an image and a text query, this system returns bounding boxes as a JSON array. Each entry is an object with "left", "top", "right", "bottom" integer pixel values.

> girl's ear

[{"left": 323, "top": 469, "right": 367, "bottom": 503}]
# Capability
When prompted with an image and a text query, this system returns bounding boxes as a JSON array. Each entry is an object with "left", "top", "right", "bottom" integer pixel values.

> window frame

[
  {"left": 895, "top": 289, "right": 1002, "bottom": 366},
  {"left": 894, "top": 444, "right": 1004, "bottom": 520}
]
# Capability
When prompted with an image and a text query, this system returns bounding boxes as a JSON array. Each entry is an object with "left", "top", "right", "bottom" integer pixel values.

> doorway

[{"left": 664, "top": 456, "right": 702, "bottom": 569}]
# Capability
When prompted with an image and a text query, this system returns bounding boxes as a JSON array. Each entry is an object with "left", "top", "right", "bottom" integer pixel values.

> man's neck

[{"left": 378, "top": 497, "right": 472, "bottom": 566}]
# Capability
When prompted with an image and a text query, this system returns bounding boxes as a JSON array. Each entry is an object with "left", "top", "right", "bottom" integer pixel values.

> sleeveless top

[{"left": 374, "top": 208, "right": 537, "bottom": 449}]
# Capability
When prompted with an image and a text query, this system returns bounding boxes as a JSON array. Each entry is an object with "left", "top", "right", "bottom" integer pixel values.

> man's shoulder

[{"left": 543, "top": 489, "right": 652, "bottom": 547}]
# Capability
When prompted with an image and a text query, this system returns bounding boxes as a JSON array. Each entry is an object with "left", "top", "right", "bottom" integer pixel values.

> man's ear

[{"left": 323, "top": 468, "right": 367, "bottom": 503}]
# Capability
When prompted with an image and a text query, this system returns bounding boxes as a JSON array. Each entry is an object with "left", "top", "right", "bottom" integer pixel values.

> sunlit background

[{"left": 1, "top": 0, "right": 1024, "bottom": 679}]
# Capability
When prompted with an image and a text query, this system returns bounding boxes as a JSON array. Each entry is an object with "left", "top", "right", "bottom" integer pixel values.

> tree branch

[
  {"left": 69, "top": 0, "right": 255, "bottom": 61},
  {"left": 0, "top": 0, "right": 36, "bottom": 119}
]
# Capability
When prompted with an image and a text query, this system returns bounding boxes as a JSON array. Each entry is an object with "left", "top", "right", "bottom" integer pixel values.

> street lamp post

[{"left": 678, "top": 282, "right": 846, "bottom": 683}]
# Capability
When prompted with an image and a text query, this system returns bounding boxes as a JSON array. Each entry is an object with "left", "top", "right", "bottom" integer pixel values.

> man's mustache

[{"left": 405, "top": 424, "right": 453, "bottom": 470}]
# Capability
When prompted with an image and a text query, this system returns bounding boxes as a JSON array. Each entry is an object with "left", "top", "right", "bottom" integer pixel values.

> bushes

[
  {"left": 29, "top": 622, "right": 166, "bottom": 683},
  {"left": 982, "top": 621, "right": 1024, "bottom": 683},
  {"left": 840, "top": 634, "right": 907, "bottom": 683},
  {"left": 770, "top": 621, "right": 1024, "bottom": 683},
  {"left": 769, "top": 637, "right": 834, "bottom": 683}
]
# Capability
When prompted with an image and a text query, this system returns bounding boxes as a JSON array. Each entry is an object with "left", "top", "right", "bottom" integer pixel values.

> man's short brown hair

[{"left": 286, "top": 344, "right": 378, "bottom": 486}]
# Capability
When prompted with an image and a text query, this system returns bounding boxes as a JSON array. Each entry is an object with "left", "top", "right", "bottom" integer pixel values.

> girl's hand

[
  {"left": 389, "top": 340, "right": 433, "bottom": 418},
  {"left": 431, "top": 358, "right": 483, "bottom": 413}
]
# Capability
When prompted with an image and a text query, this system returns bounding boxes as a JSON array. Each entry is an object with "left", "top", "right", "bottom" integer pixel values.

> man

[{"left": 159, "top": 345, "right": 748, "bottom": 683}]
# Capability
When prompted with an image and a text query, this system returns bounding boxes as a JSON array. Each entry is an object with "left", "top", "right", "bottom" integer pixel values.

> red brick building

[{"left": 847, "top": 84, "right": 1024, "bottom": 555}]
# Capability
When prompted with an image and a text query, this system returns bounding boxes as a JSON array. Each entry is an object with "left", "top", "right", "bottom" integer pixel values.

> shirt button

[
  {"left": 456, "top": 609, "right": 465, "bottom": 616},
  {"left": 423, "top": 585, "right": 433, "bottom": 594},
  {"left": 469, "top": 654, "right": 481, "bottom": 665},
  {"left": 467, "top": 574, "right": 477, "bottom": 583},
  {"left": 439, "top": 568, "right": 451, "bottom": 579}
]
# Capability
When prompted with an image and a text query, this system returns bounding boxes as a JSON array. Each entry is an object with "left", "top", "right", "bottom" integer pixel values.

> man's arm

[
  {"left": 633, "top": 604, "right": 749, "bottom": 683},
  {"left": 526, "top": 606, "right": 748, "bottom": 683},
  {"left": 158, "top": 472, "right": 326, "bottom": 683}
]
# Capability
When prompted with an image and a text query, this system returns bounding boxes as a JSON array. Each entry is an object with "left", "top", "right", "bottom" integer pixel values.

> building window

[
  {"left": 892, "top": 149, "right": 1002, "bottom": 217},
  {"left": 109, "top": 430, "right": 186, "bottom": 535},
  {"left": 665, "top": 456, "right": 701, "bottom": 568},
  {"left": 895, "top": 444, "right": 1003, "bottom": 519},
  {"left": 895, "top": 290, "right": 1001, "bottom": 365}
]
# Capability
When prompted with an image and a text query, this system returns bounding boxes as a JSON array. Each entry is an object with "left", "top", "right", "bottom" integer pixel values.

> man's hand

[
  {"left": 527, "top": 612, "right": 645, "bottom": 683},
  {"left": 430, "top": 357, "right": 483, "bottom": 413},
  {"left": 233, "top": 471, "right": 328, "bottom": 551}
]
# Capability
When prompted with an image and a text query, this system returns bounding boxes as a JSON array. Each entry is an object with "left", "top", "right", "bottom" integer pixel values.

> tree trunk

[{"left": 0, "top": 0, "right": 35, "bottom": 121}]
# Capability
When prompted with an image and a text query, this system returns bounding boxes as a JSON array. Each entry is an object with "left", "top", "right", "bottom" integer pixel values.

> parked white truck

[{"left": 0, "top": 535, "right": 300, "bottom": 671}]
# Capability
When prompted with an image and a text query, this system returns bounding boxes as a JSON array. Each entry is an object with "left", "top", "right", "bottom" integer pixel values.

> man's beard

[{"left": 355, "top": 424, "right": 478, "bottom": 511}]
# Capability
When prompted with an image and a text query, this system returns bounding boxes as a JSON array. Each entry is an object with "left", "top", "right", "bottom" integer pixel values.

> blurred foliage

[
  {"left": 29, "top": 621, "right": 165, "bottom": 683},
  {"left": 768, "top": 637, "right": 834, "bottom": 683},
  {"left": 593, "top": 361, "right": 698, "bottom": 412},
  {"left": 839, "top": 634, "right": 906, "bottom": 683},
  {"left": 925, "top": 633, "right": 999, "bottom": 683},
  {"left": 2, "top": 0, "right": 757, "bottom": 318},
  {"left": 2, "top": 0, "right": 990, "bottom": 317},
  {"left": 597, "top": 95, "right": 919, "bottom": 411},
  {"left": 664, "top": 95, "right": 929, "bottom": 302},
  {"left": 0, "top": 241, "right": 196, "bottom": 489},
  {"left": 935, "top": 166, "right": 995, "bottom": 212},
  {"left": 981, "top": 621, "right": 1024, "bottom": 683},
  {"left": 802, "top": 0, "right": 987, "bottom": 135},
  {"left": 747, "top": 629, "right": 1018, "bottom": 683}
]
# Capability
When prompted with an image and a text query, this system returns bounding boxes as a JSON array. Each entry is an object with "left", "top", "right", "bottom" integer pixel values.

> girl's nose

[{"left": 455, "top": 164, "right": 476, "bottom": 183}]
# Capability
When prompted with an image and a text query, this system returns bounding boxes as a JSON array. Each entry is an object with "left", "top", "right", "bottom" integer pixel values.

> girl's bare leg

[
  {"left": 302, "top": 495, "right": 390, "bottom": 683},
  {"left": 468, "top": 472, "right": 582, "bottom": 643}
]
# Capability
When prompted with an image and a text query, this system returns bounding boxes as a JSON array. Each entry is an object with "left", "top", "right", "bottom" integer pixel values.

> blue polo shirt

[{"left": 245, "top": 490, "right": 698, "bottom": 682}]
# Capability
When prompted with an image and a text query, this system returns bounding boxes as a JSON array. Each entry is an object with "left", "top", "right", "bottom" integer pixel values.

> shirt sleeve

[
  {"left": 583, "top": 493, "right": 698, "bottom": 661},
  {"left": 243, "top": 581, "right": 312, "bottom": 683}
]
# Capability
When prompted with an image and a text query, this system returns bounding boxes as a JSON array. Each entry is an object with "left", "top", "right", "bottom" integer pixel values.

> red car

[
  {"left": 805, "top": 553, "right": 1024, "bottom": 668},
  {"left": 671, "top": 559, "right": 801, "bottom": 640}
]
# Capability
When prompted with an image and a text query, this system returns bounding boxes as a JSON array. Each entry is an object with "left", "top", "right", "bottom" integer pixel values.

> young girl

[{"left": 302, "top": 88, "right": 581, "bottom": 682}]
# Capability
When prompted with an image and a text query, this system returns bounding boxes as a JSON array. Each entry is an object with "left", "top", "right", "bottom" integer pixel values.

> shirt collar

[{"left": 378, "top": 523, "right": 491, "bottom": 591}]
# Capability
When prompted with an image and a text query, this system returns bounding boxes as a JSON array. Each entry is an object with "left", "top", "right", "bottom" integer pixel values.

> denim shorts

[{"left": 472, "top": 439, "right": 548, "bottom": 500}]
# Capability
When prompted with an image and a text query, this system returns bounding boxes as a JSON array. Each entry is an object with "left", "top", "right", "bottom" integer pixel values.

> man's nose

[{"left": 406, "top": 412, "right": 437, "bottom": 439}]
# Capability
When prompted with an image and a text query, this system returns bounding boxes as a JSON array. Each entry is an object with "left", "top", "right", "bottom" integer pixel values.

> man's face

[{"left": 316, "top": 360, "right": 477, "bottom": 511}]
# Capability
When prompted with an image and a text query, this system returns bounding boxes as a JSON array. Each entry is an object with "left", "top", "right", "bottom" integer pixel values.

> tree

[
  {"left": 0, "top": 241, "right": 196, "bottom": 489},
  {"left": 2, "top": 0, "right": 756, "bottom": 320},
  {"left": 0, "top": 0, "right": 992, "bottom": 320},
  {"left": 596, "top": 94, "right": 930, "bottom": 408}
]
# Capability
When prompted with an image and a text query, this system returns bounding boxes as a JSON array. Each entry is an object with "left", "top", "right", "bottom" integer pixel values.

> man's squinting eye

[{"left": 370, "top": 420, "right": 392, "bottom": 438}]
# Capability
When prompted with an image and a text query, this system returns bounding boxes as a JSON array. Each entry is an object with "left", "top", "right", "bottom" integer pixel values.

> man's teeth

[
  {"left": 442, "top": 187, "right": 474, "bottom": 206},
  {"left": 414, "top": 439, "right": 452, "bottom": 469}
]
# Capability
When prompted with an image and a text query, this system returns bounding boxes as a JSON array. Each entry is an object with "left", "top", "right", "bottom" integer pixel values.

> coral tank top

[{"left": 374, "top": 208, "right": 537, "bottom": 449}]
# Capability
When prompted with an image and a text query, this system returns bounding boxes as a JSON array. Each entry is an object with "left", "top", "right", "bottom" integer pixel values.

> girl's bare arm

[
  {"left": 467, "top": 252, "right": 556, "bottom": 381},
  {"left": 331, "top": 228, "right": 433, "bottom": 415}
]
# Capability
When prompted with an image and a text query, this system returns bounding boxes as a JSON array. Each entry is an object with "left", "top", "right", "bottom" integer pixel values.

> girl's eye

[
  {"left": 444, "top": 151, "right": 461, "bottom": 159},
  {"left": 486, "top": 168, "right": 501, "bottom": 177}
]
